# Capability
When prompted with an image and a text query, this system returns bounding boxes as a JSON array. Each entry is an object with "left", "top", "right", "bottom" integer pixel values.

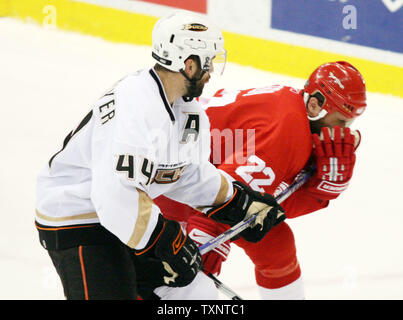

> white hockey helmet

[{"left": 152, "top": 11, "right": 226, "bottom": 75}]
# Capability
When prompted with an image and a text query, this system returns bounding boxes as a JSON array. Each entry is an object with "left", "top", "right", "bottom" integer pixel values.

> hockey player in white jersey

[{"left": 35, "top": 11, "right": 285, "bottom": 299}]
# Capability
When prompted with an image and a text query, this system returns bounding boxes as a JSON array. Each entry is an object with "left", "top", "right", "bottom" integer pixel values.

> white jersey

[{"left": 36, "top": 68, "right": 233, "bottom": 250}]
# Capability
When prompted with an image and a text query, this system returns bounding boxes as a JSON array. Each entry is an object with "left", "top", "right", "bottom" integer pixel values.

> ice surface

[{"left": 1, "top": 18, "right": 402, "bottom": 300}]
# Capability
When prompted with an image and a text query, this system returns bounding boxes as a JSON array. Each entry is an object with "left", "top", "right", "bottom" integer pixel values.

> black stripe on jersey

[
  {"left": 48, "top": 110, "right": 93, "bottom": 168},
  {"left": 149, "top": 68, "right": 175, "bottom": 123}
]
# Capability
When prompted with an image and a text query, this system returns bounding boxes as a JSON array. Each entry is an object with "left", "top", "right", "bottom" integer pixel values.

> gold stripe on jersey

[
  {"left": 213, "top": 174, "right": 230, "bottom": 206},
  {"left": 126, "top": 189, "right": 153, "bottom": 249},
  {"left": 35, "top": 209, "right": 98, "bottom": 222}
]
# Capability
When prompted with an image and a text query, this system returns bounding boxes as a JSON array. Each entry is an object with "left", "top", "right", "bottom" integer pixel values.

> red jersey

[{"left": 155, "top": 85, "right": 329, "bottom": 222}]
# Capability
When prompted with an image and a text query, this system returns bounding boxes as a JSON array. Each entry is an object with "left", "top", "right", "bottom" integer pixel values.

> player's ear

[{"left": 183, "top": 56, "right": 200, "bottom": 78}]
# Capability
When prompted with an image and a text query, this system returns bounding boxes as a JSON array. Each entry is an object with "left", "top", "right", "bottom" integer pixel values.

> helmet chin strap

[
  {"left": 180, "top": 68, "right": 206, "bottom": 83},
  {"left": 304, "top": 92, "right": 328, "bottom": 121},
  {"left": 308, "top": 109, "right": 328, "bottom": 121}
]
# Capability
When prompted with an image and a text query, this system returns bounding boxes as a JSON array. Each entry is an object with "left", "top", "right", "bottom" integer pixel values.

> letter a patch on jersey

[{"left": 181, "top": 113, "right": 200, "bottom": 143}]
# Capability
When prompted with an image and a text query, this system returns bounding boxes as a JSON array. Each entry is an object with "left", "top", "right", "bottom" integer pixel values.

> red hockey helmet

[{"left": 304, "top": 61, "right": 367, "bottom": 119}]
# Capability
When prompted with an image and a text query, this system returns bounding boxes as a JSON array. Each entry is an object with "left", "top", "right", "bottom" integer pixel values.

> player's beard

[{"left": 184, "top": 70, "right": 207, "bottom": 98}]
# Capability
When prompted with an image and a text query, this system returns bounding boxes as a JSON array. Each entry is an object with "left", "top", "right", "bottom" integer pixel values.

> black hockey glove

[
  {"left": 206, "top": 181, "right": 285, "bottom": 243},
  {"left": 152, "top": 217, "right": 203, "bottom": 287}
]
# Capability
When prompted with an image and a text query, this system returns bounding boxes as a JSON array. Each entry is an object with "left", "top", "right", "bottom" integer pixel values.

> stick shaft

[
  {"left": 207, "top": 273, "right": 242, "bottom": 300},
  {"left": 199, "top": 166, "right": 315, "bottom": 255}
]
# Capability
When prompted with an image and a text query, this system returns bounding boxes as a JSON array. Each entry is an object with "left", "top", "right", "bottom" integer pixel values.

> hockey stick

[
  {"left": 200, "top": 166, "right": 315, "bottom": 300},
  {"left": 206, "top": 272, "right": 242, "bottom": 300},
  {"left": 199, "top": 165, "right": 316, "bottom": 255},
  {"left": 198, "top": 166, "right": 315, "bottom": 300}
]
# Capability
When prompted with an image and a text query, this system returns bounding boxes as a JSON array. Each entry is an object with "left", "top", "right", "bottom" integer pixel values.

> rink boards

[{"left": 1, "top": 0, "right": 403, "bottom": 98}]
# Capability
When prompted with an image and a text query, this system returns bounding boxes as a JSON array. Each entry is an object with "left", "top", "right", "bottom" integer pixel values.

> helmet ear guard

[
  {"left": 151, "top": 11, "right": 226, "bottom": 75},
  {"left": 304, "top": 91, "right": 328, "bottom": 121},
  {"left": 304, "top": 61, "right": 367, "bottom": 119}
]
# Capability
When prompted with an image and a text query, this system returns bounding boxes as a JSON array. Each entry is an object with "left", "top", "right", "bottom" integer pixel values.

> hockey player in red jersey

[{"left": 150, "top": 61, "right": 367, "bottom": 299}]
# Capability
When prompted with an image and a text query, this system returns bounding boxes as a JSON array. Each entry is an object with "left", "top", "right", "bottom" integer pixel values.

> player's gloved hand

[
  {"left": 206, "top": 181, "right": 285, "bottom": 243},
  {"left": 187, "top": 213, "right": 230, "bottom": 276},
  {"left": 307, "top": 126, "right": 360, "bottom": 200},
  {"left": 153, "top": 217, "right": 203, "bottom": 287}
]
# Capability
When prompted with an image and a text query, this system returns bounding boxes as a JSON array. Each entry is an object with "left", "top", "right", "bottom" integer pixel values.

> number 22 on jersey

[{"left": 235, "top": 155, "right": 276, "bottom": 193}]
